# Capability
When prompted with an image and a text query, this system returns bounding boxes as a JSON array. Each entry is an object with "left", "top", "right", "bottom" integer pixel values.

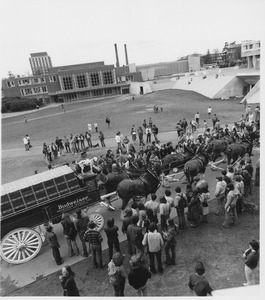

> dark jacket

[
  {"left": 127, "top": 224, "right": 143, "bottom": 247},
  {"left": 128, "top": 266, "right": 151, "bottom": 290},
  {"left": 46, "top": 231, "right": 60, "bottom": 248},
  {"left": 75, "top": 216, "right": 89, "bottom": 239},
  {"left": 245, "top": 249, "right": 259, "bottom": 269},
  {"left": 61, "top": 219, "right": 77, "bottom": 241},
  {"left": 61, "top": 275, "right": 80, "bottom": 296},
  {"left": 104, "top": 225, "right": 119, "bottom": 242},
  {"left": 188, "top": 273, "right": 213, "bottom": 296}
]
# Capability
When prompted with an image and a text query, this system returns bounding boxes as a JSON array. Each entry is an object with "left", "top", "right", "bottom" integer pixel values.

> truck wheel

[
  {"left": 0, "top": 228, "right": 42, "bottom": 264},
  {"left": 88, "top": 213, "right": 104, "bottom": 231}
]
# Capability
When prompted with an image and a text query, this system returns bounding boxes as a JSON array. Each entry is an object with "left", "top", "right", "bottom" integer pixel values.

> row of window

[
  {"left": 117, "top": 75, "right": 133, "bottom": 83},
  {"left": 6, "top": 76, "right": 57, "bottom": 88},
  {"left": 20, "top": 86, "right": 48, "bottom": 96},
  {"left": 63, "top": 88, "right": 116, "bottom": 101},
  {"left": 61, "top": 71, "right": 114, "bottom": 91}
]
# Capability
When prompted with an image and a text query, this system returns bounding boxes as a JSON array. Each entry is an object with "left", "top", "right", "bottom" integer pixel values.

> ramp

[{"left": 240, "top": 80, "right": 260, "bottom": 104}]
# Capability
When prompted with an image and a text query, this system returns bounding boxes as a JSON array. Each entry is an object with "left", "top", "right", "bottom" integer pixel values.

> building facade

[
  {"left": 2, "top": 61, "right": 132, "bottom": 103},
  {"left": 29, "top": 52, "right": 53, "bottom": 75},
  {"left": 241, "top": 40, "right": 260, "bottom": 69}
]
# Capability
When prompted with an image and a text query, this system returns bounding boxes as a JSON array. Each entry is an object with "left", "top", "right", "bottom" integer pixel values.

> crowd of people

[{"left": 40, "top": 105, "right": 260, "bottom": 296}]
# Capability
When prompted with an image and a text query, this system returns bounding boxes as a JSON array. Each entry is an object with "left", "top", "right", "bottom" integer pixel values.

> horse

[
  {"left": 162, "top": 148, "right": 194, "bottom": 175},
  {"left": 226, "top": 139, "right": 252, "bottom": 165},
  {"left": 117, "top": 164, "right": 162, "bottom": 210},
  {"left": 205, "top": 137, "right": 233, "bottom": 162},
  {"left": 183, "top": 149, "right": 209, "bottom": 184}
]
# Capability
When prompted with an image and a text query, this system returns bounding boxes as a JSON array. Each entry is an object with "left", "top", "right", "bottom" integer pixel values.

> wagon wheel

[
  {"left": 0, "top": 228, "right": 42, "bottom": 264},
  {"left": 88, "top": 212, "right": 104, "bottom": 231}
]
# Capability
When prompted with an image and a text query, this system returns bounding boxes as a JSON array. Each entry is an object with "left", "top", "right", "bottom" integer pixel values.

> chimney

[
  {"left": 124, "top": 44, "right": 129, "bottom": 65},
  {"left": 114, "top": 44, "right": 120, "bottom": 67}
]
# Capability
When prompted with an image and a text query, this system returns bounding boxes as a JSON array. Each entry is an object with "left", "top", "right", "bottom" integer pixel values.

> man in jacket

[
  {"left": 127, "top": 215, "right": 144, "bottom": 257},
  {"left": 46, "top": 225, "right": 63, "bottom": 265}
]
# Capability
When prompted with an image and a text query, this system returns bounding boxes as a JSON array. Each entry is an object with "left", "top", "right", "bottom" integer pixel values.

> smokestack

[
  {"left": 114, "top": 44, "right": 120, "bottom": 67},
  {"left": 124, "top": 44, "right": 129, "bottom": 65}
]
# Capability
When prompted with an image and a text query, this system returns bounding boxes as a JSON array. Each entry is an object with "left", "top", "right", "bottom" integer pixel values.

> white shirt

[
  {"left": 142, "top": 230, "right": 164, "bottom": 252},
  {"left": 145, "top": 200, "right": 159, "bottom": 214},
  {"left": 115, "top": 135, "right": 121, "bottom": 143},
  {"left": 87, "top": 124, "right": 92, "bottom": 130},
  {"left": 207, "top": 107, "right": 212, "bottom": 113},
  {"left": 23, "top": 137, "right": 28, "bottom": 145}
]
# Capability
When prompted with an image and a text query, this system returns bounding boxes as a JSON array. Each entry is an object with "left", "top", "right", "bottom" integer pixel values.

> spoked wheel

[
  {"left": 0, "top": 228, "right": 42, "bottom": 264},
  {"left": 88, "top": 212, "right": 104, "bottom": 231}
]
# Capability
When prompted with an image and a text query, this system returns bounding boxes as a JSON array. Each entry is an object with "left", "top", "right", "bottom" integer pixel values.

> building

[
  {"left": 241, "top": 40, "right": 260, "bottom": 69},
  {"left": 2, "top": 61, "right": 133, "bottom": 103},
  {"left": 29, "top": 52, "right": 53, "bottom": 75}
]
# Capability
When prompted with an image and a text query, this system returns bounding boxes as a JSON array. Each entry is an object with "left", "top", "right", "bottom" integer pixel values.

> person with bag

[
  {"left": 164, "top": 218, "right": 179, "bottom": 265},
  {"left": 108, "top": 252, "right": 126, "bottom": 296},
  {"left": 59, "top": 265, "right": 80, "bottom": 296},
  {"left": 222, "top": 183, "right": 238, "bottom": 229},
  {"left": 61, "top": 213, "right": 80, "bottom": 257},
  {"left": 83, "top": 221, "right": 105, "bottom": 269},
  {"left": 174, "top": 187, "right": 188, "bottom": 229},
  {"left": 46, "top": 224, "right": 63, "bottom": 265},
  {"left": 142, "top": 222, "right": 164, "bottom": 274}
]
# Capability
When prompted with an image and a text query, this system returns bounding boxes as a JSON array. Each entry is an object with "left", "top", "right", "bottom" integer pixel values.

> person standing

[
  {"left": 243, "top": 240, "right": 259, "bottom": 286},
  {"left": 83, "top": 221, "right": 105, "bottom": 269},
  {"left": 106, "top": 117, "right": 111, "bottom": 128},
  {"left": 144, "top": 194, "right": 159, "bottom": 224},
  {"left": 127, "top": 215, "right": 144, "bottom": 257},
  {"left": 63, "top": 136, "right": 71, "bottom": 153},
  {"left": 142, "top": 222, "right": 164, "bottom": 274},
  {"left": 99, "top": 131, "right": 106, "bottom": 147},
  {"left": 59, "top": 265, "right": 80, "bottom": 296},
  {"left": 189, "top": 189, "right": 201, "bottom": 228},
  {"left": 222, "top": 183, "right": 238, "bottom": 229},
  {"left": 195, "top": 112, "right": 200, "bottom": 125},
  {"left": 87, "top": 123, "right": 92, "bottom": 133},
  {"left": 79, "top": 133, "right": 85, "bottom": 150},
  {"left": 212, "top": 114, "right": 218, "bottom": 128},
  {"left": 104, "top": 218, "right": 121, "bottom": 261},
  {"left": 61, "top": 213, "right": 80, "bottom": 257},
  {"left": 46, "top": 225, "right": 63, "bottom": 265},
  {"left": 159, "top": 196, "right": 171, "bottom": 232},
  {"left": 122, "top": 208, "right": 134, "bottom": 255},
  {"left": 94, "top": 122, "right": 98, "bottom": 132},
  {"left": 207, "top": 106, "right": 212, "bottom": 118},
  {"left": 188, "top": 261, "right": 213, "bottom": 296},
  {"left": 138, "top": 126, "right": 145, "bottom": 146},
  {"left": 128, "top": 254, "right": 152, "bottom": 296},
  {"left": 85, "top": 131, "right": 92, "bottom": 148},
  {"left": 115, "top": 132, "right": 121, "bottom": 148},
  {"left": 108, "top": 252, "right": 126, "bottom": 296},
  {"left": 174, "top": 187, "right": 188, "bottom": 230},
  {"left": 164, "top": 218, "right": 179, "bottom": 265},
  {"left": 23, "top": 136, "right": 29, "bottom": 151},
  {"left": 152, "top": 124, "right": 159, "bottom": 142},
  {"left": 214, "top": 176, "right": 227, "bottom": 216},
  {"left": 146, "top": 125, "right": 152, "bottom": 144},
  {"left": 74, "top": 209, "right": 89, "bottom": 257},
  {"left": 142, "top": 119, "right": 147, "bottom": 131}
]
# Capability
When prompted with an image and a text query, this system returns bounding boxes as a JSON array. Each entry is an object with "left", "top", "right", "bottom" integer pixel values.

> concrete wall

[
  {"left": 214, "top": 76, "right": 245, "bottom": 99},
  {"left": 130, "top": 82, "right": 152, "bottom": 95},
  {"left": 188, "top": 56, "right": 201, "bottom": 72}
]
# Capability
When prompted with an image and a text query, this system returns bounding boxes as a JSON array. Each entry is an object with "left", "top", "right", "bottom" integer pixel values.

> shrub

[{"left": 1, "top": 97, "right": 44, "bottom": 113}]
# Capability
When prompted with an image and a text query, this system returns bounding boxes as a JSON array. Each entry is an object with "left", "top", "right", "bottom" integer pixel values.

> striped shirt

[{"left": 83, "top": 229, "right": 102, "bottom": 245}]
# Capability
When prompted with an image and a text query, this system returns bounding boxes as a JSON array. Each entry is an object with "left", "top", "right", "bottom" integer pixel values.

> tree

[
  {"left": 203, "top": 49, "right": 211, "bottom": 64},
  {"left": 7, "top": 71, "right": 15, "bottom": 78}
]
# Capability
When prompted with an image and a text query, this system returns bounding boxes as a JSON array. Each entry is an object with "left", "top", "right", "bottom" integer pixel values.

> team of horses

[{"left": 74, "top": 131, "right": 257, "bottom": 212}]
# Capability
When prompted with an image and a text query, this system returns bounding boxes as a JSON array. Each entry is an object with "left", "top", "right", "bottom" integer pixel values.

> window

[
  {"left": 249, "top": 44, "right": 253, "bottom": 49},
  {"left": 6, "top": 81, "right": 15, "bottom": 88},
  {"left": 125, "top": 75, "right": 133, "bottom": 82},
  {"left": 103, "top": 71, "right": 113, "bottom": 85},
  {"left": 92, "top": 89, "right": 103, "bottom": 96},
  {"left": 105, "top": 88, "right": 113, "bottom": 95},
  {"left": 40, "top": 77, "right": 46, "bottom": 83},
  {"left": 41, "top": 86, "right": 48, "bottom": 93},
  {"left": 49, "top": 76, "right": 57, "bottom": 82},
  {"left": 90, "top": 73, "right": 100, "bottom": 86},
  {"left": 24, "top": 88, "right": 33, "bottom": 95},
  {"left": 62, "top": 76, "right": 73, "bottom": 90},
  {"left": 76, "top": 74, "right": 87, "bottom": 88},
  {"left": 20, "top": 89, "right": 25, "bottom": 96},
  {"left": 18, "top": 79, "right": 31, "bottom": 86},
  {"left": 33, "top": 87, "right": 41, "bottom": 94}
]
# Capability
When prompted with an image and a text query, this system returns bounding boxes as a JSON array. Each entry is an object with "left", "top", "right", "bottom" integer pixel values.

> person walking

[
  {"left": 46, "top": 224, "right": 63, "bottom": 265},
  {"left": 214, "top": 176, "right": 227, "bottom": 216},
  {"left": 23, "top": 136, "right": 29, "bottom": 151},
  {"left": 195, "top": 112, "right": 200, "bottom": 125},
  {"left": 99, "top": 131, "right": 106, "bottom": 147},
  {"left": 108, "top": 252, "right": 126, "bottom": 296},
  {"left": 59, "top": 265, "right": 80, "bottom": 296},
  {"left": 87, "top": 123, "right": 92, "bottom": 133},
  {"left": 142, "top": 222, "right": 164, "bottom": 274},
  {"left": 128, "top": 254, "right": 152, "bottom": 296},
  {"left": 74, "top": 209, "right": 90, "bottom": 257},
  {"left": 164, "top": 218, "right": 179, "bottom": 265},
  {"left": 207, "top": 106, "right": 212, "bottom": 118},
  {"left": 243, "top": 240, "right": 259, "bottom": 286},
  {"left": 104, "top": 218, "right": 121, "bottom": 261},
  {"left": 61, "top": 213, "right": 80, "bottom": 257},
  {"left": 106, "top": 117, "right": 111, "bottom": 128},
  {"left": 188, "top": 261, "right": 213, "bottom": 296},
  {"left": 83, "top": 221, "right": 105, "bottom": 269}
]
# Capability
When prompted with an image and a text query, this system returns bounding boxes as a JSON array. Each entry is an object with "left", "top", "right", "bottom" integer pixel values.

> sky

[{"left": 0, "top": 0, "right": 265, "bottom": 78}]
